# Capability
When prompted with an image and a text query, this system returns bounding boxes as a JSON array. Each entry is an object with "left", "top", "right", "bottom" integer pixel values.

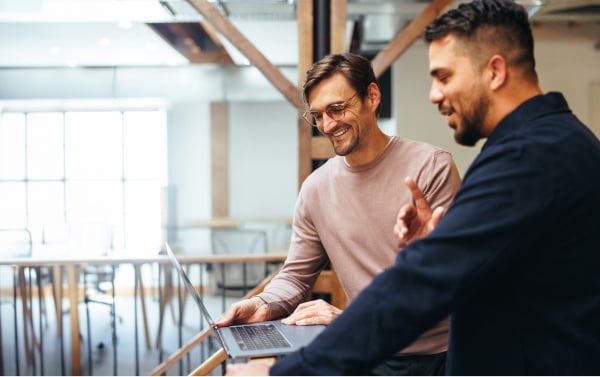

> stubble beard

[
  {"left": 332, "top": 125, "right": 361, "bottom": 156},
  {"left": 455, "top": 92, "right": 489, "bottom": 147}
]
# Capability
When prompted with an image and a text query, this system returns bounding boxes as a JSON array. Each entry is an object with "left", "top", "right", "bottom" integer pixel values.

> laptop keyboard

[{"left": 230, "top": 324, "right": 291, "bottom": 350}]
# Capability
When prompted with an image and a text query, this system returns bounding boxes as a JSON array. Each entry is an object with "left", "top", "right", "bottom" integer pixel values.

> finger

[
  {"left": 215, "top": 310, "right": 235, "bottom": 327},
  {"left": 431, "top": 206, "right": 446, "bottom": 228},
  {"left": 296, "top": 317, "right": 327, "bottom": 326},
  {"left": 281, "top": 308, "right": 313, "bottom": 324},
  {"left": 395, "top": 205, "right": 415, "bottom": 238},
  {"left": 397, "top": 204, "right": 416, "bottom": 222},
  {"left": 404, "top": 177, "right": 431, "bottom": 211}
]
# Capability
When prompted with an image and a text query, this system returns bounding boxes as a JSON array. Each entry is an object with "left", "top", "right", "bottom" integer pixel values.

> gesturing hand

[
  {"left": 281, "top": 299, "right": 342, "bottom": 326},
  {"left": 394, "top": 177, "right": 446, "bottom": 244}
]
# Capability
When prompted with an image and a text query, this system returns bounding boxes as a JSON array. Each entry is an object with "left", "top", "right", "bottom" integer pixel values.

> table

[{"left": 1, "top": 251, "right": 287, "bottom": 375}]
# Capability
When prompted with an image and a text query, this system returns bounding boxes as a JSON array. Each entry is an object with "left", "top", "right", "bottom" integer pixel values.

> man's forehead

[
  {"left": 428, "top": 36, "right": 468, "bottom": 73},
  {"left": 308, "top": 75, "right": 352, "bottom": 108}
]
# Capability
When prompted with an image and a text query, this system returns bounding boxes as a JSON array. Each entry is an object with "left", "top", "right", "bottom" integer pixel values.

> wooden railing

[{"left": 0, "top": 252, "right": 287, "bottom": 376}]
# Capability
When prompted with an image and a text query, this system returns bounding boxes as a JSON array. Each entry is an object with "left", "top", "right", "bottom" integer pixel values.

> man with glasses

[
  {"left": 227, "top": 0, "right": 600, "bottom": 375},
  {"left": 216, "top": 52, "right": 461, "bottom": 375}
]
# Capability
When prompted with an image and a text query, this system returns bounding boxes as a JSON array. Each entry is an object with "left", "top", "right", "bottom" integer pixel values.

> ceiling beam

[
  {"left": 148, "top": 22, "right": 234, "bottom": 64},
  {"left": 371, "top": 0, "right": 454, "bottom": 78},
  {"left": 186, "top": 0, "right": 303, "bottom": 110}
]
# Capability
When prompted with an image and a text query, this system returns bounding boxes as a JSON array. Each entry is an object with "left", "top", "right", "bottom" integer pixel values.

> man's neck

[{"left": 344, "top": 131, "right": 392, "bottom": 167}]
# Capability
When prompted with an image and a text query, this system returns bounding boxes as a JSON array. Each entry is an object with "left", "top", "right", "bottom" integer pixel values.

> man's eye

[
  {"left": 328, "top": 105, "right": 345, "bottom": 116},
  {"left": 313, "top": 112, "right": 323, "bottom": 120}
]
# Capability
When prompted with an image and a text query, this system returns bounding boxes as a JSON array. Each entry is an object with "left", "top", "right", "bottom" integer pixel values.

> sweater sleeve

[{"left": 257, "top": 179, "right": 330, "bottom": 319}]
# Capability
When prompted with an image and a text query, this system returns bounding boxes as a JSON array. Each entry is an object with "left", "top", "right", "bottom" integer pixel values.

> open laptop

[{"left": 164, "top": 242, "right": 325, "bottom": 360}]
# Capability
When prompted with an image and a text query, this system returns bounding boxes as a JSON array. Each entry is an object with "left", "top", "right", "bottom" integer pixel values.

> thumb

[{"left": 430, "top": 207, "right": 446, "bottom": 228}]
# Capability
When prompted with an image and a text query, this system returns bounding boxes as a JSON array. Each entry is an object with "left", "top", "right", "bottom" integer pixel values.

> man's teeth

[{"left": 333, "top": 128, "right": 348, "bottom": 137}]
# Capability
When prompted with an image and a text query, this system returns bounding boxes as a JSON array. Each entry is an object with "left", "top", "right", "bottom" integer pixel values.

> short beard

[
  {"left": 334, "top": 135, "right": 359, "bottom": 156},
  {"left": 455, "top": 94, "right": 488, "bottom": 147},
  {"left": 332, "top": 123, "right": 362, "bottom": 156}
]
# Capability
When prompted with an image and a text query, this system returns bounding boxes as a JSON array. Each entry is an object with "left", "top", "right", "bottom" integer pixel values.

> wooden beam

[
  {"left": 330, "top": 0, "right": 347, "bottom": 54},
  {"left": 371, "top": 0, "right": 453, "bottom": 78},
  {"left": 187, "top": 0, "right": 303, "bottom": 110},
  {"left": 147, "top": 22, "right": 234, "bottom": 64},
  {"left": 211, "top": 102, "right": 228, "bottom": 217},
  {"left": 297, "top": 0, "right": 314, "bottom": 190},
  {"left": 311, "top": 137, "right": 335, "bottom": 160}
]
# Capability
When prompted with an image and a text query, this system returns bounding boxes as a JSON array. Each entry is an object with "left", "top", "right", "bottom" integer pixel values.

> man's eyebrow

[{"left": 310, "top": 99, "right": 346, "bottom": 111}]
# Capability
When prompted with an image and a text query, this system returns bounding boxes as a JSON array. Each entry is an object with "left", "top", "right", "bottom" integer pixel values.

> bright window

[{"left": 0, "top": 108, "right": 167, "bottom": 256}]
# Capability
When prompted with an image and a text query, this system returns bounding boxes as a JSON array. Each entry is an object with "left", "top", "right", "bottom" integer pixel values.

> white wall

[
  {"left": 393, "top": 27, "right": 600, "bottom": 176},
  {"left": 228, "top": 101, "right": 298, "bottom": 218}
]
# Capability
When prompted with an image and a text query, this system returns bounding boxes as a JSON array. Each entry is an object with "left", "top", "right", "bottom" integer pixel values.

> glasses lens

[
  {"left": 303, "top": 111, "right": 318, "bottom": 127},
  {"left": 326, "top": 104, "right": 346, "bottom": 121},
  {"left": 304, "top": 93, "right": 356, "bottom": 127}
]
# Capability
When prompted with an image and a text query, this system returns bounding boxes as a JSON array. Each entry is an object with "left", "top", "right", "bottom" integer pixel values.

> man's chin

[{"left": 455, "top": 132, "right": 480, "bottom": 147}]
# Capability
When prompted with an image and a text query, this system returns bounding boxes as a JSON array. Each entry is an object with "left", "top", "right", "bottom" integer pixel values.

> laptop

[{"left": 164, "top": 242, "right": 325, "bottom": 360}]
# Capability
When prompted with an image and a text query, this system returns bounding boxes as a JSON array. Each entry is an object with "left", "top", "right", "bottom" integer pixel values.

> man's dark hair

[
  {"left": 302, "top": 53, "right": 381, "bottom": 117},
  {"left": 425, "top": 0, "right": 537, "bottom": 81}
]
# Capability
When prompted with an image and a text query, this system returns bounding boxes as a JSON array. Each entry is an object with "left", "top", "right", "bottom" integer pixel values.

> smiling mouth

[{"left": 332, "top": 127, "right": 349, "bottom": 138}]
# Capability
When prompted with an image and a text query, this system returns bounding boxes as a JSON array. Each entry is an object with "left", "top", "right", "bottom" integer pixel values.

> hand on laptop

[
  {"left": 215, "top": 296, "right": 270, "bottom": 326},
  {"left": 281, "top": 298, "right": 342, "bottom": 326}
]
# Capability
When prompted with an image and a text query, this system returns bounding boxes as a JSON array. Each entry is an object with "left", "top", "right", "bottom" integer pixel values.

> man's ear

[
  {"left": 487, "top": 54, "right": 507, "bottom": 91},
  {"left": 367, "top": 82, "right": 381, "bottom": 111}
]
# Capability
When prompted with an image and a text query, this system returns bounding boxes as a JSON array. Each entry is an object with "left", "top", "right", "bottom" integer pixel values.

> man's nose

[
  {"left": 429, "top": 84, "right": 443, "bottom": 104},
  {"left": 320, "top": 112, "right": 338, "bottom": 133}
]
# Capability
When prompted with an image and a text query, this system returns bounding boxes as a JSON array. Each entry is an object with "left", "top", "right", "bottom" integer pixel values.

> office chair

[
  {"left": 69, "top": 222, "right": 120, "bottom": 375},
  {"left": 210, "top": 228, "right": 269, "bottom": 296}
]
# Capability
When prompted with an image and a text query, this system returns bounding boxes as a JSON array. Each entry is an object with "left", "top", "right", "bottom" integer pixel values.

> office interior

[{"left": 0, "top": 0, "right": 599, "bottom": 376}]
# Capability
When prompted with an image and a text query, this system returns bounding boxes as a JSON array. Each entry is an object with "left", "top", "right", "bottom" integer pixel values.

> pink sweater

[{"left": 258, "top": 136, "right": 462, "bottom": 355}]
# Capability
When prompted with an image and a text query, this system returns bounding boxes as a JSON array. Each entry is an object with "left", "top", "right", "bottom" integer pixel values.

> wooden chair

[{"left": 150, "top": 266, "right": 347, "bottom": 376}]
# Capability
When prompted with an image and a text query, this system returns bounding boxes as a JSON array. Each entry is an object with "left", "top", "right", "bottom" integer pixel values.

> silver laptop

[{"left": 164, "top": 242, "right": 325, "bottom": 360}]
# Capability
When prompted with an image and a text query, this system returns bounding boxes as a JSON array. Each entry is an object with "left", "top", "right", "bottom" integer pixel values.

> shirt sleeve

[
  {"left": 257, "top": 182, "right": 330, "bottom": 319},
  {"left": 419, "top": 150, "right": 462, "bottom": 210}
]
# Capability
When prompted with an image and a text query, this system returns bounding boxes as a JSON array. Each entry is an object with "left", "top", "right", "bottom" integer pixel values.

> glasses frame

[{"left": 302, "top": 92, "right": 359, "bottom": 128}]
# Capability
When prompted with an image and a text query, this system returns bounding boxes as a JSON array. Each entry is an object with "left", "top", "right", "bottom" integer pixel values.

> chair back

[{"left": 211, "top": 228, "right": 268, "bottom": 289}]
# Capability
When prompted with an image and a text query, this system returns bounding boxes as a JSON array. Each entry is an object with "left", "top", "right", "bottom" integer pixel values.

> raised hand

[{"left": 394, "top": 177, "right": 446, "bottom": 244}]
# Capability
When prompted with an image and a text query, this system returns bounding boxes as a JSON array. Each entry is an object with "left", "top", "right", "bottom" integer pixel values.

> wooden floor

[{"left": 0, "top": 282, "right": 244, "bottom": 376}]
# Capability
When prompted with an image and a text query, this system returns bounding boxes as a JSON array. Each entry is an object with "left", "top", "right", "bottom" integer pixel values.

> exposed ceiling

[{"left": 0, "top": 0, "right": 598, "bottom": 68}]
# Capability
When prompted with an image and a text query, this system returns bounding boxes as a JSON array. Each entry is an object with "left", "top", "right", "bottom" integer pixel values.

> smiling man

[
  {"left": 216, "top": 52, "right": 461, "bottom": 375},
  {"left": 226, "top": 0, "right": 600, "bottom": 375}
]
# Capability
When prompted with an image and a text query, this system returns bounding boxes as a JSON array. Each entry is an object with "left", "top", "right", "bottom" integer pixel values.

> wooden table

[{"left": 1, "top": 251, "right": 287, "bottom": 375}]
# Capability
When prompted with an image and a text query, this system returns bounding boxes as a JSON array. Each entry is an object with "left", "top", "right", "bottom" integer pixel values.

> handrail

[
  {"left": 149, "top": 267, "right": 283, "bottom": 376},
  {"left": 162, "top": 217, "right": 293, "bottom": 229},
  {"left": 188, "top": 348, "right": 227, "bottom": 376},
  {"left": 148, "top": 327, "right": 213, "bottom": 376},
  {"left": 0, "top": 252, "right": 288, "bottom": 267}
]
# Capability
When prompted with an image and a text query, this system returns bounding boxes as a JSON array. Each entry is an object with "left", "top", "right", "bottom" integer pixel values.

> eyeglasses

[{"left": 302, "top": 92, "right": 359, "bottom": 128}]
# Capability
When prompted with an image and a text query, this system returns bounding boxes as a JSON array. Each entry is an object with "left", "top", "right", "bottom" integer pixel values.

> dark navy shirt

[{"left": 270, "top": 92, "right": 600, "bottom": 375}]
